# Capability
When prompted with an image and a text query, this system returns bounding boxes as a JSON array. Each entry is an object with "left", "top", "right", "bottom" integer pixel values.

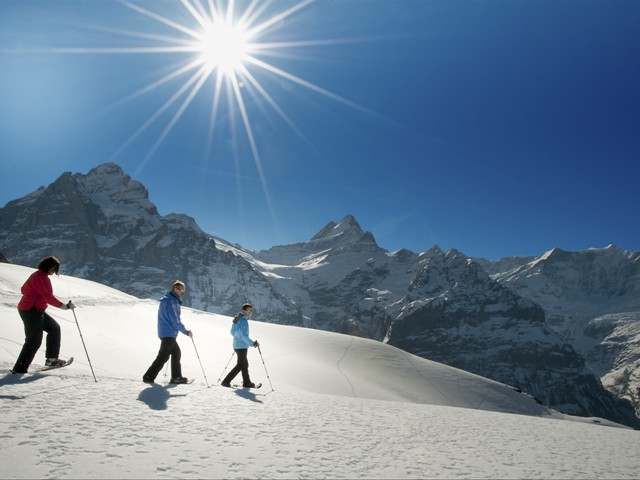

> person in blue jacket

[
  {"left": 143, "top": 280, "right": 192, "bottom": 384},
  {"left": 221, "top": 303, "right": 259, "bottom": 388}
]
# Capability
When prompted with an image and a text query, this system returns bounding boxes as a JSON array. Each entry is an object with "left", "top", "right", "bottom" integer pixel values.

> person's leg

[
  {"left": 143, "top": 338, "right": 176, "bottom": 381},
  {"left": 170, "top": 341, "right": 182, "bottom": 379},
  {"left": 12, "top": 309, "right": 45, "bottom": 373},
  {"left": 42, "top": 312, "right": 61, "bottom": 360},
  {"left": 222, "top": 349, "right": 247, "bottom": 385},
  {"left": 236, "top": 349, "right": 252, "bottom": 385}
]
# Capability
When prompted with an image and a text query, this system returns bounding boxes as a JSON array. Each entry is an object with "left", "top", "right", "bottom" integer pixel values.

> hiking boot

[
  {"left": 45, "top": 358, "right": 66, "bottom": 367},
  {"left": 221, "top": 381, "right": 231, "bottom": 388},
  {"left": 243, "top": 382, "right": 256, "bottom": 388},
  {"left": 142, "top": 375, "right": 154, "bottom": 384},
  {"left": 169, "top": 376, "right": 189, "bottom": 384}
]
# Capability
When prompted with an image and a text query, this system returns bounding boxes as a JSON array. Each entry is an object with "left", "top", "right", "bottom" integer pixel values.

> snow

[{"left": 1, "top": 263, "right": 640, "bottom": 479}]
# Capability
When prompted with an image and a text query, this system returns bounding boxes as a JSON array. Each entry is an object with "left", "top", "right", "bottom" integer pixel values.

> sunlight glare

[
  {"left": 196, "top": 22, "right": 252, "bottom": 74},
  {"left": 57, "top": 0, "right": 369, "bottom": 228},
  {"left": 99, "top": 0, "right": 364, "bottom": 172}
]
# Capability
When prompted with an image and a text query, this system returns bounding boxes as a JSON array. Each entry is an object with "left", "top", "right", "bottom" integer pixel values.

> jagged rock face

[
  {"left": 385, "top": 250, "right": 640, "bottom": 428},
  {"left": 482, "top": 246, "right": 640, "bottom": 423},
  {"left": 0, "top": 164, "right": 301, "bottom": 324},
  {"left": 585, "top": 312, "right": 640, "bottom": 421},
  {"left": 490, "top": 246, "right": 640, "bottom": 303},
  {"left": 3, "top": 163, "right": 640, "bottom": 428},
  {"left": 254, "top": 216, "right": 413, "bottom": 338},
  {"left": 258, "top": 233, "right": 640, "bottom": 427}
]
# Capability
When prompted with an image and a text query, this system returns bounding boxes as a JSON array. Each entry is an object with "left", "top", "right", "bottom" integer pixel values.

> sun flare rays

[
  {"left": 106, "top": 1, "right": 344, "bottom": 217},
  {"left": 107, "top": 0, "right": 352, "bottom": 172},
  {"left": 17, "top": 0, "right": 368, "bottom": 229}
]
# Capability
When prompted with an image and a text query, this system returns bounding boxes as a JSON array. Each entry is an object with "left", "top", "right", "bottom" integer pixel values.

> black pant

[
  {"left": 144, "top": 337, "right": 182, "bottom": 381},
  {"left": 13, "top": 308, "right": 61, "bottom": 373},
  {"left": 223, "top": 349, "right": 251, "bottom": 385}
]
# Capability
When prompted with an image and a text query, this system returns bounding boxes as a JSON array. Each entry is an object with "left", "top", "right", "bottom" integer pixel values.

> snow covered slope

[
  {"left": 2, "top": 263, "right": 640, "bottom": 479},
  {"left": 3, "top": 163, "right": 639, "bottom": 426},
  {"left": 1, "top": 263, "right": 550, "bottom": 413}
]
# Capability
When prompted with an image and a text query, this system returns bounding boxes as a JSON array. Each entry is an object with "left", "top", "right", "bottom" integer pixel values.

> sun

[
  {"left": 195, "top": 21, "right": 253, "bottom": 75},
  {"left": 47, "top": 0, "right": 366, "bottom": 225},
  {"left": 83, "top": 0, "right": 363, "bottom": 169}
]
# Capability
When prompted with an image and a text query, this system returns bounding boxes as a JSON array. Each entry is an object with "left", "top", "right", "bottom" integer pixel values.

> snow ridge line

[
  {"left": 336, "top": 336, "right": 357, "bottom": 397},
  {"left": 400, "top": 350, "right": 456, "bottom": 405}
]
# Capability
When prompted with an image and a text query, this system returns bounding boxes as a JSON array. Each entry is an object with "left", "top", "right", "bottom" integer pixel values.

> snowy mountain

[
  {"left": 0, "top": 163, "right": 302, "bottom": 324},
  {"left": 256, "top": 236, "right": 640, "bottom": 427},
  {"left": 477, "top": 246, "right": 640, "bottom": 421},
  {"left": 1, "top": 163, "right": 639, "bottom": 428},
  {"left": 1, "top": 263, "right": 639, "bottom": 479}
]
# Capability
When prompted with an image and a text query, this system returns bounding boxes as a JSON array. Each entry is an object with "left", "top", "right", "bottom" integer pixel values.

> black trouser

[
  {"left": 13, "top": 308, "right": 61, "bottom": 373},
  {"left": 144, "top": 337, "right": 182, "bottom": 381},
  {"left": 223, "top": 348, "right": 251, "bottom": 385}
]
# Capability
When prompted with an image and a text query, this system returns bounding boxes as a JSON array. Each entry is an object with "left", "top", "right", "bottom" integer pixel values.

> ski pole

[
  {"left": 217, "top": 351, "right": 235, "bottom": 384},
  {"left": 70, "top": 305, "right": 97, "bottom": 383},
  {"left": 257, "top": 345, "right": 274, "bottom": 392},
  {"left": 191, "top": 336, "right": 210, "bottom": 388},
  {"left": 163, "top": 362, "right": 169, "bottom": 382}
]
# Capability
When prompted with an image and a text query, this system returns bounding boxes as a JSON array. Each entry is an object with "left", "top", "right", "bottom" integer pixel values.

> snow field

[{"left": 2, "top": 263, "right": 640, "bottom": 479}]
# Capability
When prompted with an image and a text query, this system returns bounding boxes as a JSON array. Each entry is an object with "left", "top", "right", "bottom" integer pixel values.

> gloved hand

[
  {"left": 254, "top": 340, "right": 260, "bottom": 347},
  {"left": 61, "top": 301, "right": 76, "bottom": 310},
  {"left": 187, "top": 330, "right": 193, "bottom": 338}
]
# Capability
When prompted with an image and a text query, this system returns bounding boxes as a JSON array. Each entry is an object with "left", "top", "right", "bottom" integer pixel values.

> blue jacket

[
  {"left": 231, "top": 313, "right": 255, "bottom": 349},
  {"left": 157, "top": 291, "right": 188, "bottom": 338}
]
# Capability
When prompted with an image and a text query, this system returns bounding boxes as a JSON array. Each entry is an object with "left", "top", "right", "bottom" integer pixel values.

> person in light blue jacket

[
  {"left": 143, "top": 280, "right": 192, "bottom": 384},
  {"left": 221, "top": 303, "right": 259, "bottom": 388}
]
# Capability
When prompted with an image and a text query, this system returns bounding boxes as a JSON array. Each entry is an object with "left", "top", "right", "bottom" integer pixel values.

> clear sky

[{"left": 1, "top": 0, "right": 639, "bottom": 259}]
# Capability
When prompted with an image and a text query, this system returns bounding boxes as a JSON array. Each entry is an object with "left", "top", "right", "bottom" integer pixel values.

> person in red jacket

[{"left": 11, "top": 256, "right": 75, "bottom": 374}]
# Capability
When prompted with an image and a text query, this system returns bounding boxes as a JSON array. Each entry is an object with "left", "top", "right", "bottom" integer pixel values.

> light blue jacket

[
  {"left": 231, "top": 313, "right": 255, "bottom": 349},
  {"left": 157, "top": 291, "right": 188, "bottom": 338}
]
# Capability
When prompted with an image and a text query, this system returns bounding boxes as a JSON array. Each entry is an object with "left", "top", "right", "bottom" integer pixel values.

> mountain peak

[
  {"left": 308, "top": 215, "right": 379, "bottom": 251},
  {"left": 75, "top": 162, "right": 158, "bottom": 216},
  {"left": 539, "top": 247, "right": 564, "bottom": 261},
  {"left": 87, "top": 162, "right": 124, "bottom": 177},
  {"left": 310, "top": 215, "right": 363, "bottom": 241}
]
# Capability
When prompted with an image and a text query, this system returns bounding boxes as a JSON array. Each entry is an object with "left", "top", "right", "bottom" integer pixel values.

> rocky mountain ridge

[
  {"left": 0, "top": 163, "right": 301, "bottom": 324},
  {"left": 1, "top": 163, "right": 639, "bottom": 428},
  {"left": 476, "top": 246, "right": 640, "bottom": 421}
]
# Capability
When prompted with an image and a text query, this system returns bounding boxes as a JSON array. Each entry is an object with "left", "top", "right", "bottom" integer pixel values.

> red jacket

[{"left": 17, "top": 270, "right": 63, "bottom": 311}]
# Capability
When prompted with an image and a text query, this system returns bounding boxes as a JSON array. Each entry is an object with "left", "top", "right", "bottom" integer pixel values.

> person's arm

[
  {"left": 158, "top": 296, "right": 189, "bottom": 335},
  {"left": 35, "top": 273, "right": 64, "bottom": 308},
  {"left": 238, "top": 318, "right": 256, "bottom": 347},
  {"left": 171, "top": 299, "right": 190, "bottom": 336}
]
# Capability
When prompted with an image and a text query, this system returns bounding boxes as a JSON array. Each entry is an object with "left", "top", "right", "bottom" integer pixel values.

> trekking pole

[
  {"left": 163, "top": 362, "right": 169, "bottom": 382},
  {"left": 191, "top": 336, "right": 210, "bottom": 388},
  {"left": 70, "top": 306, "right": 97, "bottom": 383},
  {"left": 217, "top": 351, "right": 235, "bottom": 384},
  {"left": 257, "top": 345, "right": 274, "bottom": 392}
]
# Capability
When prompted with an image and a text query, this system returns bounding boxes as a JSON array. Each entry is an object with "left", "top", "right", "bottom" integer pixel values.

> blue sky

[{"left": 1, "top": 0, "right": 639, "bottom": 259}]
